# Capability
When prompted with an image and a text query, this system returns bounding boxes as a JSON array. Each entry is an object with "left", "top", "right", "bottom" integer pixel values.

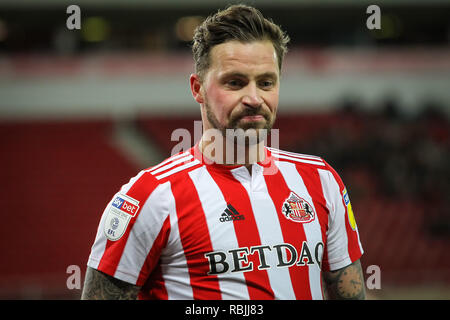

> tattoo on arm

[
  {"left": 81, "top": 267, "right": 140, "bottom": 300},
  {"left": 322, "top": 259, "right": 366, "bottom": 300}
]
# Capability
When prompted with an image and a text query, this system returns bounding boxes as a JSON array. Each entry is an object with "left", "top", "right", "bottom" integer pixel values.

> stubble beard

[{"left": 203, "top": 99, "right": 275, "bottom": 146}]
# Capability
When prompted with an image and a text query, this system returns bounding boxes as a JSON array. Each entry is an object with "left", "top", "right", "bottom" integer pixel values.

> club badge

[{"left": 281, "top": 191, "right": 315, "bottom": 223}]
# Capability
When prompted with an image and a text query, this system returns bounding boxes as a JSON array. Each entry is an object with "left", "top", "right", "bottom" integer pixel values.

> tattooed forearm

[
  {"left": 322, "top": 259, "right": 366, "bottom": 300},
  {"left": 81, "top": 267, "right": 140, "bottom": 300}
]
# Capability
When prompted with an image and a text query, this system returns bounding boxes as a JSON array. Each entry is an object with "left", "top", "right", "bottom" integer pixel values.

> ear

[{"left": 190, "top": 73, "right": 204, "bottom": 104}]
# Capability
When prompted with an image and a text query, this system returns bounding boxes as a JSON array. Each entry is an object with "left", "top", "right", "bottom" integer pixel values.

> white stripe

[
  {"left": 87, "top": 199, "right": 111, "bottom": 269},
  {"left": 87, "top": 169, "right": 147, "bottom": 271},
  {"left": 161, "top": 185, "right": 194, "bottom": 299},
  {"left": 277, "top": 161, "right": 324, "bottom": 300},
  {"left": 154, "top": 159, "right": 201, "bottom": 180},
  {"left": 150, "top": 154, "right": 193, "bottom": 175},
  {"left": 268, "top": 148, "right": 323, "bottom": 161},
  {"left": 188, "top": 167, "right": 250, "bottom": 300},
  {"left": 272, "top": 153, "right": 326, "bottom": 166},
  {"left": 318, "top": 169, "right": 352, "bottom": 271},
  {"left": 356, "top": 224, "right": 364, "bottom": 257},
  {"left": 231, "top": 167, "right": 297, "bottom": 300},
  {"left": 114, "top": 182, "right": 170, "bottom": 284},
  {"left": 147, "top": 151, "right": 190, "bottom": 173}
]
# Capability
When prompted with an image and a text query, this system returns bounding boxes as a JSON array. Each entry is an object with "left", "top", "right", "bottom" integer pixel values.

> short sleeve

[
  {"left": 319, "top": 161, "right": 364, "bottom": 272},
  {"left": 87, "top": 171, "right": 171, "bottom": 286}
]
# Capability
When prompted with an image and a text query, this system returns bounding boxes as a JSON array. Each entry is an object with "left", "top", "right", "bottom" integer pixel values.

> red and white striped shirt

[{"left": 87, "top": 144, "right": 363, "bottom": 300}]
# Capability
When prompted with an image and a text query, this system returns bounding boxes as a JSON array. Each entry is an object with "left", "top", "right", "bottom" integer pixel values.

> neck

[{"left": 199, "top": 132, "right": 266, "bottom": 168}]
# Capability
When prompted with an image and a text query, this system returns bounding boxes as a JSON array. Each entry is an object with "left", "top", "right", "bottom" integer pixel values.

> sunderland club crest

[{"left": 282, "top": 191, "right": 315, "bottom": 223}]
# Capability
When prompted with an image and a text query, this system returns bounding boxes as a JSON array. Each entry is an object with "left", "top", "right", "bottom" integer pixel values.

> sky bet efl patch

[{"left": 104, "top": 193, "right": 140, "bottom": 241}]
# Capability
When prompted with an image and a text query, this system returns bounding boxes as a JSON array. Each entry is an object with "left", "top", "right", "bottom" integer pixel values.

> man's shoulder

[
  {"left": 138, "top": 148, "right": 202, "bottom": 183},
  {"left": 268, "top": 147, "right": 328, "bottom": 169},
  {"left": 267, "top": 147, "right": 345, "bottom": 191},
  {"left": 117, "top": 149, "right": 202, "bottom": 202}
]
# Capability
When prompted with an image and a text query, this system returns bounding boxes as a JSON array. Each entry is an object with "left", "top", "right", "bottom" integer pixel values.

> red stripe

[
  {"left": 136, "top": 215, "right": 171, "bottom": 299},
  {"left": 208, "top": 168, "right": 275, "bottom": 300},
  {"left": 97, "top": 172, "right": 159, "bottom": 279},
  {"left": 294, "top": 165, "right": 330, "bottom": 299},
  {"left": 263, "top": 165, "right": 312, "bottom": 300},
  {"left": 139, "top": 263, "right": 168, "bottom": 300},
  {"left": 170, "top": 174, "right": 222, "bottom": 300},
  {"left": 295, "top": 166, "right": 329, "bottom": 254},
  {"left": 325, "top": 161, "right": 363, "bottom": 263}
]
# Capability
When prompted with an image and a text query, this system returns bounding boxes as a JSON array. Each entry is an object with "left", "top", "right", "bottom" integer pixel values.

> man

[{"left": 82, "top": 4, "right": 365, "bottom": 300}]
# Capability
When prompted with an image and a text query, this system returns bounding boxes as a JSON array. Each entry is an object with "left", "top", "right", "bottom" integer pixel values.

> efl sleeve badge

[{"left": 104, "top": 193, "right": 140, "bottom": 241}]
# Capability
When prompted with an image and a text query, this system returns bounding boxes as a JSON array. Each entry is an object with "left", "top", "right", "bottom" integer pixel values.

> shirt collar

[{"left": 190, "top": 141, "right": 274, "bottom": 171}]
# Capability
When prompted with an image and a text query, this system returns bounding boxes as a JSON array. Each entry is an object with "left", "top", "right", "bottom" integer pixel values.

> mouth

[
  {"left": 228, "top": 109, "right": 271, "bottom": 130},
  {"left": 240, "top": 115, "right": 265, "bottom": 122}
]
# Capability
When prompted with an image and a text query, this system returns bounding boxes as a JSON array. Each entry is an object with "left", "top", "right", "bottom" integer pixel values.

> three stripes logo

[{"left": 219, "top": 203, "right": 245, "bottom": 222}]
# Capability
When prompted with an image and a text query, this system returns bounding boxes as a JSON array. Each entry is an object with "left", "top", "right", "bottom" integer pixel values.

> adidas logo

[{"left": 219, "top": 203, "right": 245, "bottom": 222}]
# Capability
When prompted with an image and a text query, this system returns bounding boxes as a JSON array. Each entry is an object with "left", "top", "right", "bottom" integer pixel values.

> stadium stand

[{"left": 0, "top": 119, "right": 139, "bottom": 298}]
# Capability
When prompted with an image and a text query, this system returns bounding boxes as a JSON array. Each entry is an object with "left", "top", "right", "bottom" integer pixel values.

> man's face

[{"left": 197, "top": 40, "right": 280, "bottom": 137}]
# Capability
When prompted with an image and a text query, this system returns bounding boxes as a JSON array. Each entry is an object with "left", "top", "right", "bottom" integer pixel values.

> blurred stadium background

[{"left": 0, "top": 0, "right": 449, "bottom": 299}]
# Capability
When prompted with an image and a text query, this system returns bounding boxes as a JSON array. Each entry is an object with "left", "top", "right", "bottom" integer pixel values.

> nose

[{"left": 241, "top": 82, "right": 263, "bottom": 109}]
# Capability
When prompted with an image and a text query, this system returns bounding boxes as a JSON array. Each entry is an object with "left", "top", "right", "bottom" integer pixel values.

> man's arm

[
  {"left": 322, "top": 259, "right": 366, "bottom": 300},
  {"left": 81, "top": 267, "right": 141, "bottom": 300}
]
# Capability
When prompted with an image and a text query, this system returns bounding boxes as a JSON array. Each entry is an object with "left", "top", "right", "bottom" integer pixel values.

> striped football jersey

[{"left": 87, "top": 144, "right": 363, "bottom": 300}]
